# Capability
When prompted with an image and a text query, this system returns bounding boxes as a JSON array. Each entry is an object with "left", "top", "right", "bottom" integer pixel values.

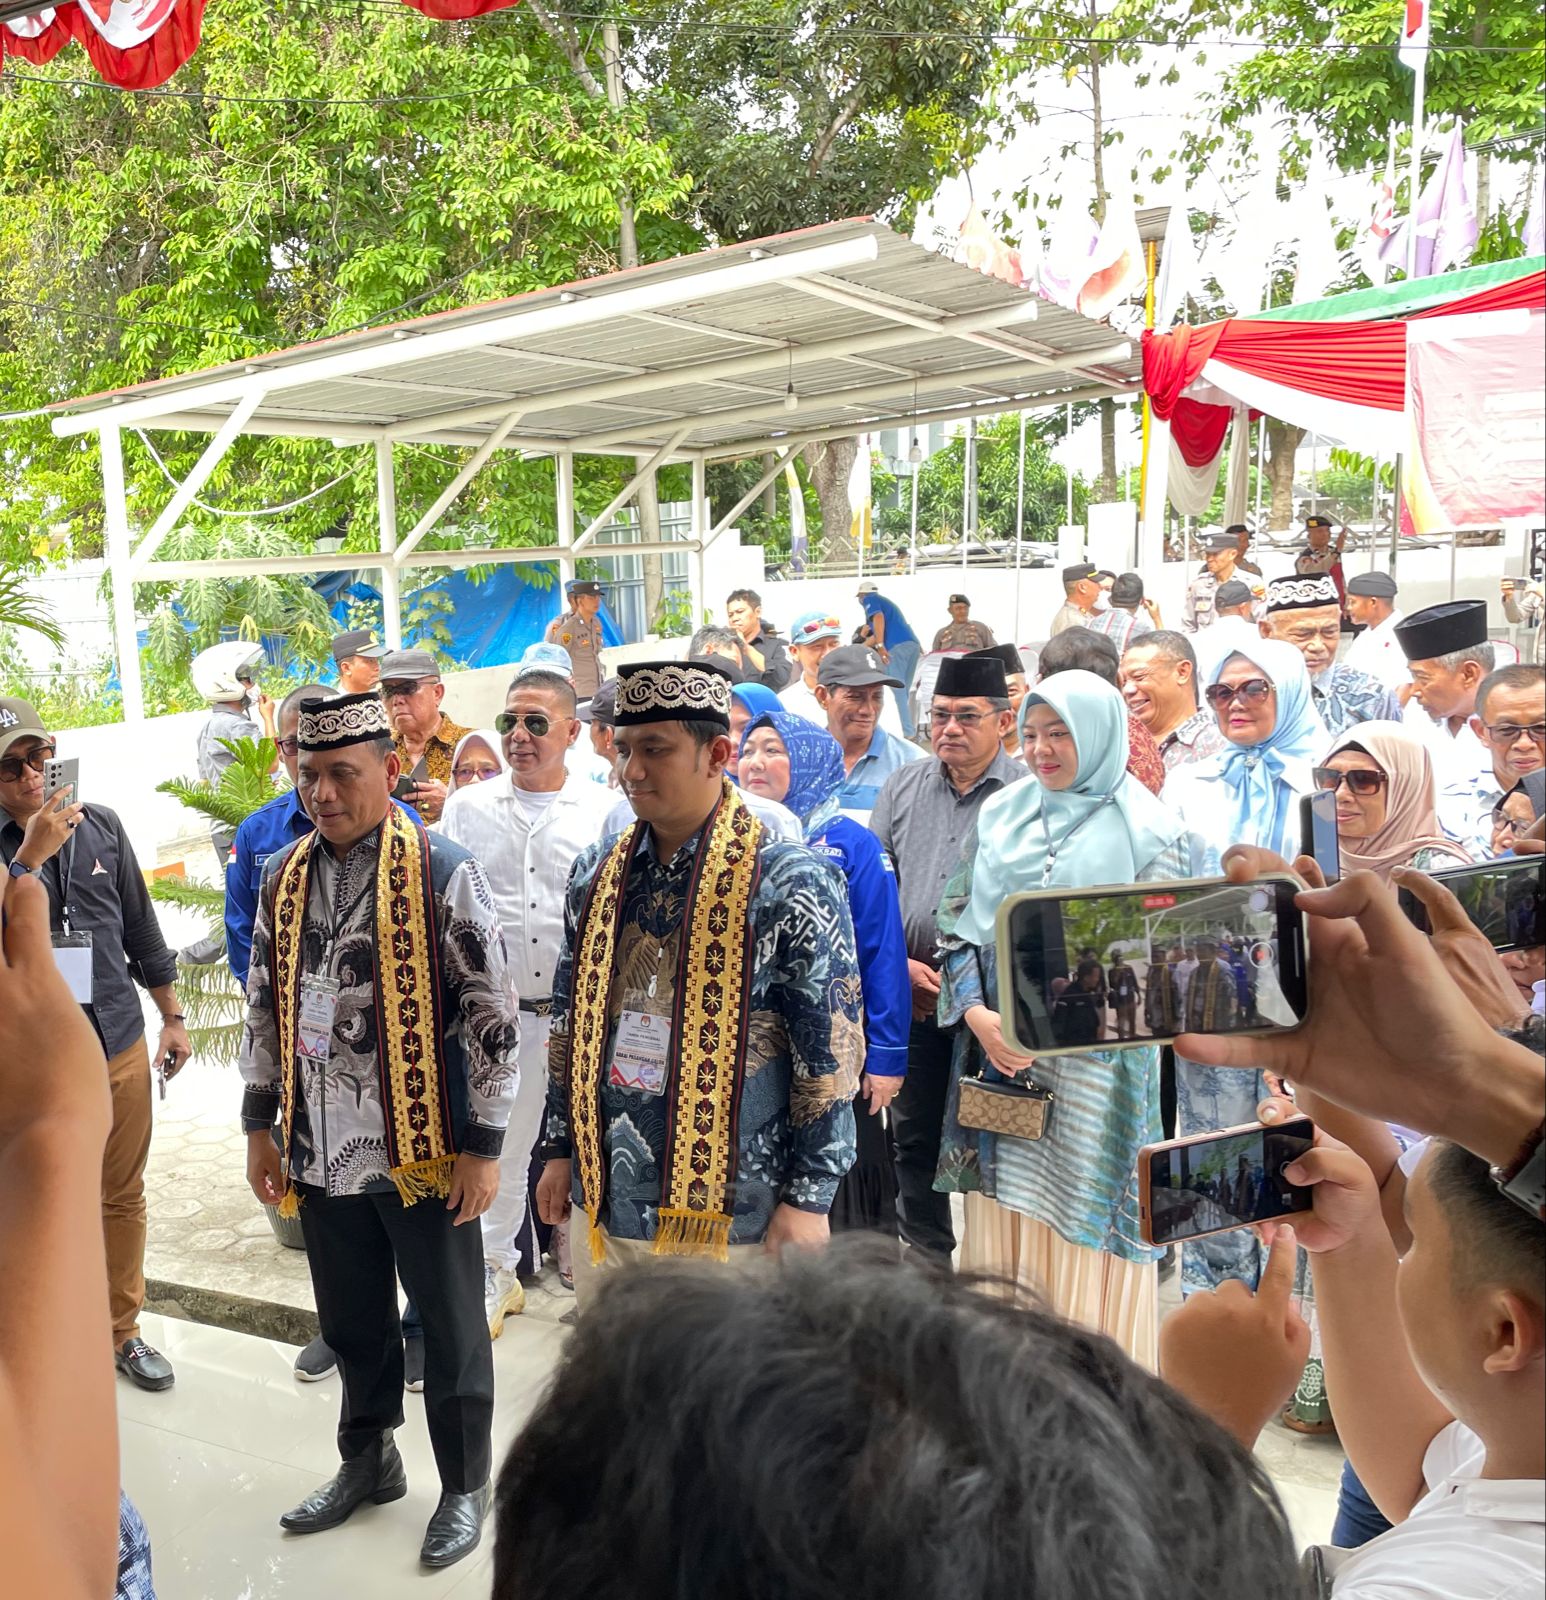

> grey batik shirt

[{"left": 239, "top": 824, "right": 520, "bottom": 1195}]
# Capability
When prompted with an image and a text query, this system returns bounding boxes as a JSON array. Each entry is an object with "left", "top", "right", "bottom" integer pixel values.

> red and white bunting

[{"left": 1397, "top": 0, "right": 1429, "bottom": 72}]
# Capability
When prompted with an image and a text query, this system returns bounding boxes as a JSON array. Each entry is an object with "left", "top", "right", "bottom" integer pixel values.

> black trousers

[
  {"left": 297, "top": 1183, "right": 494, "bottom": 1493},
  {"left": 891, "top": 1018, "right": 958, "bottom": 1258}
]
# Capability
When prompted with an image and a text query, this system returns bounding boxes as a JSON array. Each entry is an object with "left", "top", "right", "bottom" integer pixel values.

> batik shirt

[
  {"left": 543, "top": 825, "right": 863, "bottom": 1243},
  {"left": 1311, "top": 664, "right": 1404, "bottom": 738},
  {"left": 239, "top": 823, "right": 519, "bottom": 1195},
  {"left": 1158, "top": 707, "right": 1229, "bottom": 773}
]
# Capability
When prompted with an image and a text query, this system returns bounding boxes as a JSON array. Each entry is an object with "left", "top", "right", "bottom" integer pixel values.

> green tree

[{"left": 0, "top": 0, "right": 696, "bottom": 671}]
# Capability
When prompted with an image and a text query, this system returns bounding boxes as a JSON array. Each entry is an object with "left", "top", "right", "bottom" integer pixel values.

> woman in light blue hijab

[
  {"left": 1160, "top": 637, "right": 1328, "bottom": 863},
  {"left": 933, "top": 671, "right": 1197, "bottom": 1368}
]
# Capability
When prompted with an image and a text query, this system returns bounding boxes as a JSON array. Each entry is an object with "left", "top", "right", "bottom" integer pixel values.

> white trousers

[{"left": 480, "top": 1011, "right": 551, "bottom": 1272}]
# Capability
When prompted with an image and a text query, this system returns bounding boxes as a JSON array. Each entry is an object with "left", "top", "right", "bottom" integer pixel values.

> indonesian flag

[{"left": 1398, "top": 0, "right": 1429, "bottom": 71}]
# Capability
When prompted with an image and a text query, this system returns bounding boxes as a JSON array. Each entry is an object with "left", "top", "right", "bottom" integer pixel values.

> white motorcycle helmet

[{"left": 191, "top": 640, "right": 265, "bottom": 704}]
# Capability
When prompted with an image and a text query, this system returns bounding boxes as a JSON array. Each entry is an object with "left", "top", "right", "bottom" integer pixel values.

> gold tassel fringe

[
  {"left": 391, "top": 1153, "right": 457, "bottom": 1208},
  {"left": 586, "top": 1208, "right": 608, "bottom": 1267},
  {"left": 651, "top": 1207, "right": 733, "bottom": 1262},
  {"left": 276, "top": 1187, "right": 301, "bottom": 1220}
]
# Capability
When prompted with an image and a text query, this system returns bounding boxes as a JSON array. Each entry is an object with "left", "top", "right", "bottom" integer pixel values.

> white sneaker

[{"left": 483, "top": 1263, "right": 525, "bottom": 1339}]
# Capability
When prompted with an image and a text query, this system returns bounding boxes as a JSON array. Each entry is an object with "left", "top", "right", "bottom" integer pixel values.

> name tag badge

[
  {"left": 51, "top": 931, "right": 93, "bottom": 1004},
  {"left": 296, "top": 975, "right": 341, "bottom": 1064},
  {"left": 608, "top": 1008, "right": 670, "bottom": 1096}
]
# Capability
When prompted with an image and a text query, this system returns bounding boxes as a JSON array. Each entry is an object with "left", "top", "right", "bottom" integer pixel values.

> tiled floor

[{"left": 122, "top": 1298, "right": 1344, "bottom": 1600}]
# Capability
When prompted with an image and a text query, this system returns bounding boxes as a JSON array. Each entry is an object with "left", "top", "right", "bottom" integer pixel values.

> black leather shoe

[
  {"left": 419, "top": 1482, "right": 491, "bottom": 1569},
  {"left": 280, "top": 1433, "right": 407, "bottom": 1534},
  {"left": 115, "top": 1338, "right": 174, "bottom": 1391}
]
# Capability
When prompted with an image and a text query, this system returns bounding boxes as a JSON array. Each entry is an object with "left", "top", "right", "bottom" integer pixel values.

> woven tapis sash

[
  {"left": 270, "top": 806, "right": 452, "bottom": 1216},
  {"left": 567, "top": 780, "right": 762, "bottom": 1263}
]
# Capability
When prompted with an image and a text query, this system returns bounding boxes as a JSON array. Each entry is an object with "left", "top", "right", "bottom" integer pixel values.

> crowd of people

[{"left": 1, "top": 520, "right": 1542, "bottom": 1599}]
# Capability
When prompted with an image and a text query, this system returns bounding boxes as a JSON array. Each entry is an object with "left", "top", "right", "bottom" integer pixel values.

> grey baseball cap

[
  {"left": 331, "top": 629, "right": 388, "bottom": 663},
  {"left": 577, "top": 678, "right": 619, "bottom": 726},
  {"left": 378, "top": 649, "right": 441, "bottom": 682},
  {"left": 817, "top": 645, "right": 902, "bottom": 690}
]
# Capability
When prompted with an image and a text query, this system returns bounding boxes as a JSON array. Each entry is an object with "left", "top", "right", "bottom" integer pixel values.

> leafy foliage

[
  {"left": 154, "top": 736, "right": 281, "bottom": 831},
  {"left": 0, "top": 569, "right": 64, "bottom": 648}
]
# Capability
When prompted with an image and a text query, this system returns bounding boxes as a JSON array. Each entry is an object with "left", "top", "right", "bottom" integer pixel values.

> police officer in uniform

[
  {"left": 1182, "top": 532, "right": 1242, "bottom": 634},
  {"left": 545, "top": 579, "right": 606, "bottom": 700}
]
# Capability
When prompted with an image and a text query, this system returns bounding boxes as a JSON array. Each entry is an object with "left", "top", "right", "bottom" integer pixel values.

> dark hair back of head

[
  {"left": 492, "top": 1241, "right": 1302, "bottom": 1600},
  {"left": 726, "top": 588, "right": 762, "bottom": 610},
  {"left": 1038, "top": 627, "right": 1120, "bottom": 686},
  {"left": 1475, "top": 662, "right": 1545, "bottom": 721},
  {"left": 508, "top": 669, "right": 578, "bottom": 716}
]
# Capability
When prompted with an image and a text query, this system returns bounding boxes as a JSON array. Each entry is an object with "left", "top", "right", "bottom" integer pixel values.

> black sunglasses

[
  {"left": 1312, "top": 766, "right": 1389, "bottom": 797},
  {"left": 494, "top": 712, "right": 555, "bottom": 738},
  {"left": 1204, "top": 678, "right": 1273, "bottom": 708},
  {"left": 0, "top": 742, "right": 55, "bottom": 782}
]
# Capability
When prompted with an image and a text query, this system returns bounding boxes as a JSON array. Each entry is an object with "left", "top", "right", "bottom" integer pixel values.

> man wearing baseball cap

[
  {"left": 577, "top": 677, "right": 620, "bottom": 784},
  {"left": 331, "top": 629, "right": 388, "bottom": 695},
  {"left": 1087, "top": 572, "right": 1158, "bottom": 656},
  {"left": 778, "top": 611, "right": 902, "bottom": 738},
  {"left": 931, "top": 594, "right": 997, "bottom": 653},
  {"left": 379, "top": 650, "right": 472, "bottom": 824},
  {"left": 817, "top": 646, "right": 924, "bottom": 824},
  {"left": 1344, "top": 571, "right": 1410, "bottom": 691},
  {"left": 545, "top": 579, "right": 607, "bottom": 699},
  {"left": 0, "top": 699, "right": 189, "bottom": 1393}
]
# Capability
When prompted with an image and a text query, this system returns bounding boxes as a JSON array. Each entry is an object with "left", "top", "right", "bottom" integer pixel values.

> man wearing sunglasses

[
  {"left": 438, "top": 669, "right": 617, "bottom": 1336},
  {"left": 0, "top": 698, "right": 188, "bottom": 1394},
  {"left": 379, "top": 650, "right": 471, "bottom": 825},
  {"left": 1466, "top": 664, "right": 1546, "bottom": 860},
  {"left": 1259, "top": 573, "right": 1402, "bottom": 738}
]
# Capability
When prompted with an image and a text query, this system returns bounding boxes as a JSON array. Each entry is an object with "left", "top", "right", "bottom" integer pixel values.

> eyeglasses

[
  {"left": 929, "top": 707, "right": 990, "bottom": 729},
  {"left": 0, "top": 742, "right": 55, "bottom": 783},
  {"left": 494, "top": 712, "right": 555, "bottom": 738},
  {"left": 1480, "top": 721, "right": 1546, "bottom": 747},
  {"left": 1203, "top": 678, "right": 1273, "bottom": 708},
  {"left": 276, "top": 735, "right": 299, "bottom": 759},
  {"left": 1312, "top": 766, "right": 1389, "bottom": 796},
  {"left": 453, "top": 765, "right": 501, "bottom": 785},
  {"left": 379, "top": 679, "right": 430, "bottom": 699}
]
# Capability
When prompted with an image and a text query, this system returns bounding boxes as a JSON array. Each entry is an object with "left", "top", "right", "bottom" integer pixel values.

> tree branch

[
  {"left": 808, "top": 82, "right": 869, "bottom": 174},
  {"left": 528, "top": 0, "right": 605, "bottom": 98}
]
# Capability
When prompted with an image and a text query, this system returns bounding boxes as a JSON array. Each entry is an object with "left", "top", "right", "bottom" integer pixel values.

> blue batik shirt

[
  {"left": 1311, "top": 664, "right": 1404, "bottom": 739},
  {"left": 544, "top": 821, "right": 863, "bottom": 1244}
]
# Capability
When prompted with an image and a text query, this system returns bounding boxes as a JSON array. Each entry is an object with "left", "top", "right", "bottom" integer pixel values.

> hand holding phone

[
  {"left": 1396, "top": 857, "right": 1542, "bottom": 955},
  {"left": 1299, "top": 791, "right": 1340, "bottom": 884},
  {"left": 1138, "top": 1117, "right": 1316, "bottom": 1246}
]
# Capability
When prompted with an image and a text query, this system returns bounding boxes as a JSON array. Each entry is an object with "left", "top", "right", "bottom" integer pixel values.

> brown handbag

[{"left": 957, "top": 1071, "right": 1054, "bottom": 1140}]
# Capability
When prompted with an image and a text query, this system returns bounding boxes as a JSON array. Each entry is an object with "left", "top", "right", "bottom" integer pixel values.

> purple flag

[{"left": 1378, "top": 123, "right": 1478, "bottom": 277}]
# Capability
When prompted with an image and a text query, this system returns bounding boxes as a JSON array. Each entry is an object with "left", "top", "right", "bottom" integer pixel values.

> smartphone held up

[
  {"left": 1138, "top": 1118, "right": 1316, "bottom": 1247},
  {"left": 997, "top": 875, "right": 1309, "bottom": 1057}
]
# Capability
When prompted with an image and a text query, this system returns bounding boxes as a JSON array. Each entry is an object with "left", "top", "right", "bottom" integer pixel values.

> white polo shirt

[
  {"left": 438, "top": 770, "right": 619, "bottom": 1001},
  {"left": 1330, "top": 1422, "right": 1544, "bottom": 1599},
  {"left": 1345, "top": 609, "right": 1411, "bottom": 691}
]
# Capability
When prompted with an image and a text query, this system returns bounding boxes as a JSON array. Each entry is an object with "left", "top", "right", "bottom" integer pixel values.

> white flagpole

[{"left": 1405, "top": 48, "right": 1427, "bottom": 278}]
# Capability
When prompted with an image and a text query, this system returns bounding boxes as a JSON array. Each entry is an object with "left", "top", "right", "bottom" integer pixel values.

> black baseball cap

[
  {"left": 331, "top": 629, "right": 387, "bottom": 663},
  {"left": 817, "top": 645, "right": 902, "bottom": 690}
]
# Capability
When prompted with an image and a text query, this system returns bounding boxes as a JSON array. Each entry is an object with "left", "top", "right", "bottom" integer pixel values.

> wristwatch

[
  {"left": 1491, "top": 1120, "right": 1546, "bottom": 1221},
  {"left": 8, "top": 858, "right": 35, "bottom": 878}
]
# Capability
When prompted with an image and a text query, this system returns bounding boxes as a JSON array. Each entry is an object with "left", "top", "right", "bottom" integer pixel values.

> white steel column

[
  {"left": 376, "top": 439, "right": 403, "bottom": 649},
  {"left": 100, "top": 426, "right": 145, "bottom": 722},
  {"left": 690, "top": 454, "right": 708, "bottom": 629},
  {"left": 556, "top": 451, "right": 577, "bottom": 595}
]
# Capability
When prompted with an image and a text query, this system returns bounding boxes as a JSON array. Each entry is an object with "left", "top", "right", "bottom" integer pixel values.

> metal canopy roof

[{"left": 49, "top": 218, "right": 1137, "bottom": 458}]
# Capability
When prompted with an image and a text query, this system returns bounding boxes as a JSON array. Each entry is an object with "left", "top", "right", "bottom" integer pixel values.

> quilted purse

[{"left": 956, "top": 1071, "right": 1054, "bottom": 1140}]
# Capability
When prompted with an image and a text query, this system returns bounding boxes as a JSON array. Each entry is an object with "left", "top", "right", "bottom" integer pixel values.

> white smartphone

[{"left": 43, "top": 756, "right": 79, "bottom": 806}]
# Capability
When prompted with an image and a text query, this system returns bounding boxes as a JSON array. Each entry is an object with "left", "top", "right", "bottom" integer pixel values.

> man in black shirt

[{"left": 0, "top": 698, "right": 188, "bottom": 1391}]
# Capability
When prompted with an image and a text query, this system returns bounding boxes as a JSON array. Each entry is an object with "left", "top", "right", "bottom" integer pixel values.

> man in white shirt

[
  {"left": 1343, "top": 571, "right": 1410, "bottom": 693},
  {"left": 779, "top": 610, "right": 905, "bottom": 737},
  {"left": 1161, "top": 1121, "right": 1543, "bottom": 1600},
  {"left": 1396, "top": 600, "right": 1497, "bottom": 846},
  {"left": 438, "top": 669, "right": 619, "bottom": 1335}
]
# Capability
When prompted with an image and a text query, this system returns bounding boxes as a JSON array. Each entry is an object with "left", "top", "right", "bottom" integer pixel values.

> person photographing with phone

[{"left": 0, "top": 698, "right": 189, "bottom": 1394}]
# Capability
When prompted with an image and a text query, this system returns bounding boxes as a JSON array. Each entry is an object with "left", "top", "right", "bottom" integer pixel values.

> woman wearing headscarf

[
  {"left": 932, "top": 671, "right": 1198, "bottom": 1366},
  {"left": 1161, "top": 638, "right": 1329, "bottom": 864},
  {"left": 1315, "top": 721, "right": 1470, "bottom": 880},
  {"left": 726, "top": 683, "right": 782, "bottom": 780},
  {"left": 739, "top": 708, "right": 910, "bottom": 1233},
  {"left": 447, "top": 728, "right": 508, "bottom": 793}
]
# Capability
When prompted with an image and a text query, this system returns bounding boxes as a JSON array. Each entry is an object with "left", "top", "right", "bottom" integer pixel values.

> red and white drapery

[
  {"left": 1141, "top": 268, "right": 1546, "bottom": 518},
  {"left": 1, "top": 0, "right": 521, "bottom": 88}
]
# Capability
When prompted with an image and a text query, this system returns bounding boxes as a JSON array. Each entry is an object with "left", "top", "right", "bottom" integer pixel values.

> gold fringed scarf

[
  {"left": 567, "top": 780, "right": 762, "bottom": 1264},
  {"left": 270, "top": 805, "right": 454, "bottom": 1216}
]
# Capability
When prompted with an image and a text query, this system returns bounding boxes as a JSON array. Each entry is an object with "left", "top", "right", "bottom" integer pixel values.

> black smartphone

[
  {"left": 392, "top": 756, "right": 429, "bottom": 802},
  {"left": 1138, "top": 1117, "right": 1316, "bottom": 1246},
  {"left": 998, "top": 874, "right": 1309, "bottom": 1055},
  {"left": 1397, "top": 856, "right": 1543, "bottom": 953},
  {"left": 1300, "top": 790, "right": 1340, "bottom": 883}
]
